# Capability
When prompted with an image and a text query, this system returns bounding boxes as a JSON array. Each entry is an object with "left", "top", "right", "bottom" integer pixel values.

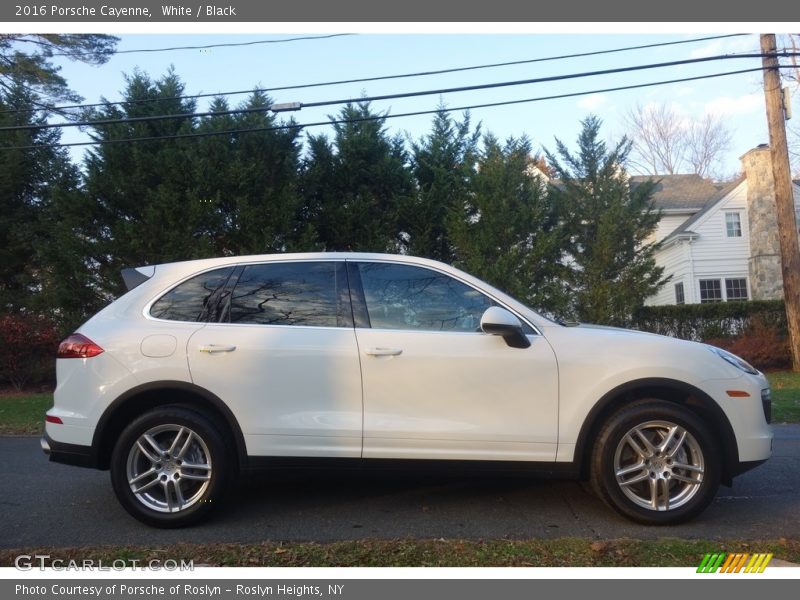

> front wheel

[
  {"left": 590, "top": 400, "right": 721, "bottom": 525},
  {"left": 110, "top": 406, "right": 231, "bottom": 528}
]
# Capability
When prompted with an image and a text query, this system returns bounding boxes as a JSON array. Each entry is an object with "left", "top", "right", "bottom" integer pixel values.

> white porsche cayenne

[{"left": 43, "top": 253, "right": 773, "bottom": 527}]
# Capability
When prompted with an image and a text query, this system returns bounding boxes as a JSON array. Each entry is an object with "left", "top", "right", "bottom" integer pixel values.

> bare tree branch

[{"left": 624, "top": 102, "right": 732, "bottom": 179}]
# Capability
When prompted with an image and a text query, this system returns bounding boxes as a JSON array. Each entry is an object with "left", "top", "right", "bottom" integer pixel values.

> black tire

[
  {"left": 589, "top": 400, "right": 721, "bottom": 525},
  {"left": 110, "top": 406, "right": 231, "bottom": 528}
]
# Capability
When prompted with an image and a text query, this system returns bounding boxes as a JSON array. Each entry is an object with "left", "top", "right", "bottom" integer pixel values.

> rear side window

[
  {"left": 229, "top": 262, "right": 350, "bottom": 327},
  {"left": 150, "top": 267, "right": 235, "bottom": 322}
]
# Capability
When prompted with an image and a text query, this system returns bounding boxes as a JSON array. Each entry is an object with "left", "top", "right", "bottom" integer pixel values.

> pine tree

[
  {"left": 300, "top": 102, "right": 413, "bottom": 252},
  {"left": 194, "top": 92, "right": 303, "bottom": 255},
  {"left": 545, "top": 115, "right": 666, "bottom": 325},
  {"left": 449, "top": 134, "right": 568, "bottom": 313},
  {"left": 0, "top": 80, "right": 92, "bottom": 327},
  {"left": 406, "top": 108, "right": 479, "bottom": 261},
  {"left": 82, "top": 69, "right": 210, "bottom": 298},
  {"left": 0, "top": 34, "right": 117, "bottom": 103}
]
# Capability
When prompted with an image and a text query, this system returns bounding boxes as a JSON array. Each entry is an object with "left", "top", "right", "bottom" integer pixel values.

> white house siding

[
  {"left": 648, "top": 183, "right": 752, "bottom": 305},
  {"left": 646, "top": 241, "right": 691, "bottom": 305},
  {"left": 651, "top": 213, "right": 694, "bottom": 243}
]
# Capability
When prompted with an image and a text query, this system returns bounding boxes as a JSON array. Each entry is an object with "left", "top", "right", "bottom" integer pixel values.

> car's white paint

[{"left": 46, "top": 252, "right": 772, "bottom": 469}]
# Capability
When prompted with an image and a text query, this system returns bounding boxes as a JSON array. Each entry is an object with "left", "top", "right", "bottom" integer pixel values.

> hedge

[
  {"left": 631, "top": 300, "right": 787, "bottom": 341},
  {"left": 632, "top": 300, "right": 790, "bottom": 370}
]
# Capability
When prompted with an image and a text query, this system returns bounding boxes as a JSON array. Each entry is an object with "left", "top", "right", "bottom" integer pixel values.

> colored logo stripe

[{"left": 697, "top": 553, "right": 773, "bottom": 573}]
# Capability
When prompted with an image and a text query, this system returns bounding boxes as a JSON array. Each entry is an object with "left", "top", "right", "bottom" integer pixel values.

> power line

[
  {"left": 1, "top": 65, "right": 784, "bottom": 152},
  {"left": 49, "top": 33, "right": 356, "bottom": 58},
  {"left": 0, "top": 33, "right": 750, "bottom": 117},
  {"left": 3, "top": 51, "right": 793, "bottom": 134}
]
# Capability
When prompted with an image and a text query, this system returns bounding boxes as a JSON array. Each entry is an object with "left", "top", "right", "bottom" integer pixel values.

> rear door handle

[
  {"left": 199, "top": 344, "right": 237, "bottom": 354},
  {"left": 364, "top": 347, "right": 403, "bottom": 357}
]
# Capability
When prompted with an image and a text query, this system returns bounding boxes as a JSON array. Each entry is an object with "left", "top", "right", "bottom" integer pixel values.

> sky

[{"left": 40, "top": 31, "right": 799, "bottom": 178}]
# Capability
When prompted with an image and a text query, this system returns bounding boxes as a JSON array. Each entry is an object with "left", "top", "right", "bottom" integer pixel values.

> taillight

[{"left": 57, "top": 334, "right": 104, "bottom": 359}]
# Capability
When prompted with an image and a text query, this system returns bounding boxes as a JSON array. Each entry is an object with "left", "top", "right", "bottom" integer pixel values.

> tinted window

[
  {"left": 229, "top": 262, "right": 347, "bottom": 327},
  {"left": 150, "top": 267, "right": 235, "bottom": 322},
  {"left": 356, "top": 263, "right": 495, "bottom": 332}
]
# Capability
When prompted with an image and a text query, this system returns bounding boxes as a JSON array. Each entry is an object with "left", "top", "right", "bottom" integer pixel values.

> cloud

[
  {"left": 577, "top": 93, "right": 608, "bottom": 110},
  {"left": 689, "top": 36, "right": 756, "bottom": 59},
  {"left": 703, "top": 93, "right": 763, "bottom": 116}
]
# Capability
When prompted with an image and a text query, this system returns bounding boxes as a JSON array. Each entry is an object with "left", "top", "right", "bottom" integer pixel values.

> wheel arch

[
  {"left": 92, "top": 381, "right": 247, "bottom": 472},
  {"left": 573, "top": 378, "right": 739, "bottom": 485}
]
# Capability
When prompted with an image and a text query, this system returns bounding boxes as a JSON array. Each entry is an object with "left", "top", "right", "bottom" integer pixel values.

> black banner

[
  {"left": 4, "top": 579, "right": 798, "bottom": 600},
  {"left": 3, "top": 0, "right": 800, "bottom": 22}
]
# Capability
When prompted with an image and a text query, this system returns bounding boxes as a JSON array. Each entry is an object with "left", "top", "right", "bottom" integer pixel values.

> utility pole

[{"left": 760, "top": 33, "right": 800, "bottom": 371}]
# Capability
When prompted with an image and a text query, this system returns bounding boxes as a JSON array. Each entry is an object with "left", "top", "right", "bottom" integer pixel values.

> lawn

[
  {"left": 0, "top": 372, "right": 797, "bottom": 435},
  {"left": 766, "top": 371, "right": 800, "bottom": 423},
  {"left": 0, "top": 538, "right": 797, "bottom": 567},
  {"left": 0, "top": 392, "right": 51, "bottom": 435}
]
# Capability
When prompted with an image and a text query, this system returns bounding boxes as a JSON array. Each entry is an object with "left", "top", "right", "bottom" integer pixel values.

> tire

[
  {"left": 110, "top": 406, "right": 231, "bottom": 528},
  {"left": 589, "top": 400, "right": 721, "bottom": 525}
]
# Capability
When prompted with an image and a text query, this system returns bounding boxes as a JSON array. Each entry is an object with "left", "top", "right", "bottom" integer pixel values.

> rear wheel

[
  {"left": 110, "top": 406, "right": 231, "bottom": 528},
  {"left": 590, "top": 400, "right": 721, "bottom": 525}
]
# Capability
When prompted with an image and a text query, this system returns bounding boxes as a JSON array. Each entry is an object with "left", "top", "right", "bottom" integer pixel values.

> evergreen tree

[
  {"left": 545, "top": 115, "right": 665, "bottom": 325},
  {"left": 194, "top": 92, "right": 303, "bottom": 255},
  {"left": 0, "top": 80, "right": 92, "bottom": 327},
  {"left": 301, "top": 102, "right": 413, "bottom": 252},
  {"left": 0, "top": 34, "right": 117, "bottom": 103},
  {"left": 406, "top": 108, "right": 479, "bottom": 261},
  {"left": 82, "top": 69, "right": 210, "bottom": 298},
  {"left": 449, "top": 134, "right": 568, "bottom": 313}
]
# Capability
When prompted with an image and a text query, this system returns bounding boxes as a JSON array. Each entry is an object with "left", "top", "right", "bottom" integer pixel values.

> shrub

[
  {"left": 706, "top": 317, "right": 791, "bottom": 371},
  {"left": 632, "top": 300, "right": 787, "bottom": 341},
  {"left": 0, "top": 313, "right": 59, "bottom": 391}
]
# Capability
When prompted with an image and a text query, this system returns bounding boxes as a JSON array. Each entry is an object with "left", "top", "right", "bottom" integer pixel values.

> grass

[
  {"left": 0, "top": 371, "right": 797, "bottom": 435},
  {"left": 0, "top": 538, "right": 798, "bottom": 568},
  {"left": 766, "top": 371, "right": 800, "bottom": 423},
  {"left": 0, "top": 392, "right": 51, "bottom": 435}
]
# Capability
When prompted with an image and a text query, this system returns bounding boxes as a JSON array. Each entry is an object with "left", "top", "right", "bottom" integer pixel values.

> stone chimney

[{"left": 741, "top": 145, "right": 783, "bottom": 300}]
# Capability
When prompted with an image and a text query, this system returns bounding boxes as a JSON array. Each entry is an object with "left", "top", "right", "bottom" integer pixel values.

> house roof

[
  {"left": 629, "top": 174, "right": 724, "bottom": 211},
  {"left": 661, "top": 177, "right": 745, "bottom": 244}
]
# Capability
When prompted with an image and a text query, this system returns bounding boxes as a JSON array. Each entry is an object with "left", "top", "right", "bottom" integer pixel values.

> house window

[
  {"left": 699, "top": 279, "right": 722, "bottom": 303},
  {"left": 674, "top": 282, "right": 685, "bottom": 305},
  {"left": 725, "top": 278, "right": 748, "bottom": 301},
  {"left": 725, "top": 212, "right": 742, "bottom": 238}
]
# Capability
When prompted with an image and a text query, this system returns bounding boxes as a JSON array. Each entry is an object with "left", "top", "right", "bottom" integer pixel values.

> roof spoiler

[{"left": 121, "top": 265, "right": 156, "bottom": 291}]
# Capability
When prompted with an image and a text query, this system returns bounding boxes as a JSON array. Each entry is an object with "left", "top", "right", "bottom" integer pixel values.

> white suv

[{"left": 43, "top": 253, "right": 773, "bottom": 527}]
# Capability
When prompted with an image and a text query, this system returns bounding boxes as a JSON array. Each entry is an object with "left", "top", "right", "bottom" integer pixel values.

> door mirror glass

[{"left": 480, "top": 306, "right": 531, "bottom": 349}]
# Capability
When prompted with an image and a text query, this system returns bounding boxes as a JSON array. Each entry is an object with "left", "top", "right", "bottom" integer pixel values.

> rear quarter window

[{"left": 149, "top": 267, "right": 235, "bottom": 322}]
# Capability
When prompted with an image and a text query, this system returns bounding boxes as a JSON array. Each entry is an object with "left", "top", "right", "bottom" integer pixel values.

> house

[{"left": 642, "top": 145, "right": 800, "bottom": 306}]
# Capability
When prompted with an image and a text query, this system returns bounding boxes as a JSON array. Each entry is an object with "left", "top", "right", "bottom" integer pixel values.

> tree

[
  {"left": 449, "top": 134, "right": 568, "bottom": 314},
  {"left": 405, "top": 107, "right": 480, "bottom": 262},
  {"left": 194, "top": 91, "right": 303, "bottom": 255},
  {"left": 624, "top": 102, "right": 732, "bottom": 179},
  {"left": 82, "top": 69, "right": 211, "bottom": 298},
  {"left": 546, "top": 115, "right": 666, "bottom": 325},
  {"left": 0, "top": 79, "right": 92, "bottom": 327},
  {"left": 300, "top": 102, "right": 413, "bottom": 252},
  {"left": 0, "top": 34, "right": 117, "bottom": 104}
]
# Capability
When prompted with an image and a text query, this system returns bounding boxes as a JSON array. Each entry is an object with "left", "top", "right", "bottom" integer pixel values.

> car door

[
  {"left": 350, "top": 260, "right": 559, "bottom": 462},
  {"left": 187, "top": 260, "right": 363, "bottom": 458}
]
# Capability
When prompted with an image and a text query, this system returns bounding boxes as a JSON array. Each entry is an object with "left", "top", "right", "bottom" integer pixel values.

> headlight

[{"left": 707, "top": 345, "right": 759, "bottom": 375}]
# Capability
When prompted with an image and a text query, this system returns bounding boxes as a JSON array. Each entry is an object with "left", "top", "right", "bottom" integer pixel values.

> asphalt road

[{"left": 1, "top": 426, "right": 798, "bottom": 550}]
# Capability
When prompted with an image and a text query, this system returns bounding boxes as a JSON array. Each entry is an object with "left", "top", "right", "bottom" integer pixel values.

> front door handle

[
  {"left": 199, "top": 344, "right": 237, "bottom": 354},
  {"left": 364, "top": 347, "right": 403, "bottom": 357}
]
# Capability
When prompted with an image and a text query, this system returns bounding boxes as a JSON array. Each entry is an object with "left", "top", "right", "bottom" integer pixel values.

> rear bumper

[{"left": 41, "top": 432, "right": 100, "bottom": 469}]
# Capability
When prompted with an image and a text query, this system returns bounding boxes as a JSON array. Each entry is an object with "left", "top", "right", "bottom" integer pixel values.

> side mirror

[{"left": 480, "top": 306, "right": 531, "bottom": 349}]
